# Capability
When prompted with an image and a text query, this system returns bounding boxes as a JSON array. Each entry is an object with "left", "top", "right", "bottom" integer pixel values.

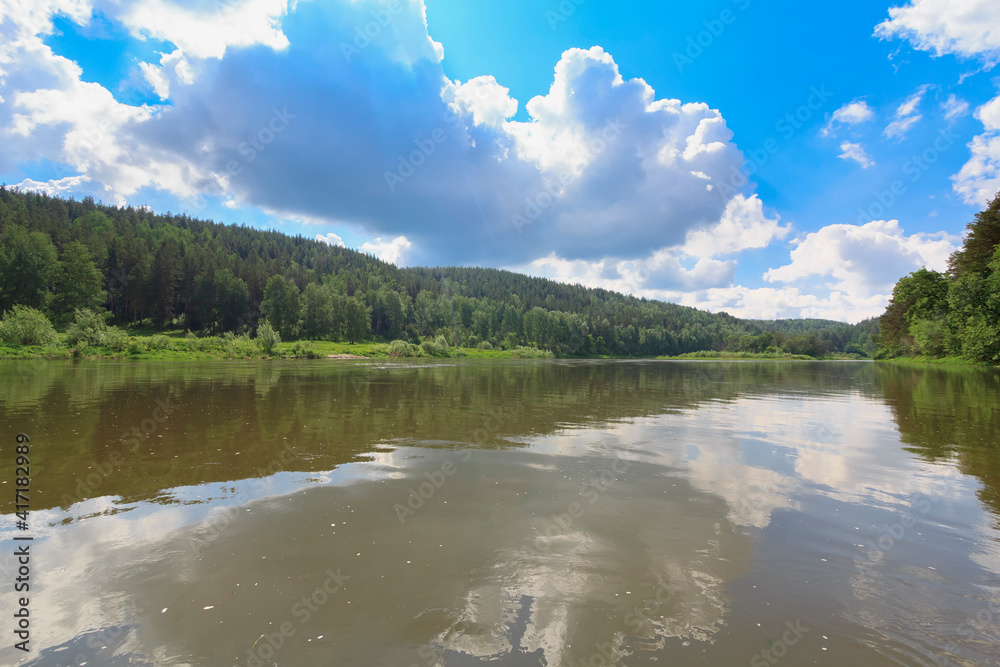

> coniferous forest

[{"left": 0, "top": 186, "right": 878, "bottom": 357}]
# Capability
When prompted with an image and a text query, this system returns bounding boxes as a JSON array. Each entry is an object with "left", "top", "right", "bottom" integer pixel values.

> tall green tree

[
  {"left": 261, "top": 275, "right": 301, "bottom": 339},
  {"left": 947, "top": 247, "right": 1000, "bottom": 362},
  {"left": 948, "top": 191, "right": 1000, "bottom": 279},
  {"left": 191, "top": 273, "right": 215, "bottom": 332},
  {"left": 0, "top": 225, "right": 59, "bottom": 312},
  {"left": 54, "top": 241, "right": 106, "bottom": 322},
  {"left": 149, "top": 238, "right": 181, "bottom": 328},
  {"left": 301, "top": 282, "right": 334, "bottom": 340},
  {"left": 878, "top": 268, "right": 950, "bottom": 355},
  {"left": 215, "top": 269, "right": 250, "bottom": 333},
  {"left": 343, "top": 297, "right": 370, "bottom": 344}
]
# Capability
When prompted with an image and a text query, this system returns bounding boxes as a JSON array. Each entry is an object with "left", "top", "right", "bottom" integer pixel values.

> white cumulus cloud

[
  {"left": 875, "top": 0, "right": 1000, "bottom": 66},
  {"left": 361, "top": 235, "right": 412, "bottom": 265},
  {"left": 445, "top": 76, "right": 518, "bottom": 128},
  {"left": 101, "top": 0, "right": 292, "bottom": 61},
  {"left": 680, "top": 194, "right": 790, "bottom": 259},
  {"left": 952, "top": 93, "right": 1000, "bottom": 205},
  {"left": 316, "top": 232, "right": 345, "bottom": 247},
  {"left": 764, "top": 219, "right": 958, "bottom": 299}
]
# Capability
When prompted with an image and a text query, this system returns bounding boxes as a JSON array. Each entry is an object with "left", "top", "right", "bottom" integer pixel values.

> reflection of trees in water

[
  {"left": 1, "top": 360, "right": 881, "bottom": 512},
  {"left": 876, "top": 364, "right": 1000, "bottom": 520}
]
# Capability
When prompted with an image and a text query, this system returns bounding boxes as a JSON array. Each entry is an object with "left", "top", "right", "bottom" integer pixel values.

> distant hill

[{"left": 0, "top": 186, "right": 873, "bottom": 356}]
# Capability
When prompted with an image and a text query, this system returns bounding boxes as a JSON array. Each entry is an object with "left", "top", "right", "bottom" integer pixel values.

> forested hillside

[
  {"left": 878, "top": 192, "right": 1000, "bottom": 363},
  {"left": 0, "top": 186, "right": 870, "bottom": 357}
]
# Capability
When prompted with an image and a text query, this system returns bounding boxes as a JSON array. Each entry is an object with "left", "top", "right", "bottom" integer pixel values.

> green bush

[
  {"left": 386, "top": 339, "right": 423, "bottom": 357},
  {"left": 509, "top": 346, "right": 555, "bottom": 359},
  {"left": 222, "top": 331, "right": 257, "bottom": 357},
  {"left": 0, "top": 305, "right": 58, "bottom": 346},
  {"left": 420, "top": 334, "right": 450, "bottom": 357},
  {"left": 65, "top": 308, "right": 127, "bottom": 350},
  {"left": 255, "top": 321, "right": 281, "bottom": 355},
  {"left": 147, "top": 334, "right": 176, "bottom": 351},
  {"left": 104, "top": 327, "right": 129, "bottom": 352},
  {"left": 183, "top": 331, "right": 204, "bottom": 351},
  {"left": 126, "top": 337, "right": 145, "bottom": 355},
  {"left": 290, "top": 341, "right": 319, "bottom": 358}
]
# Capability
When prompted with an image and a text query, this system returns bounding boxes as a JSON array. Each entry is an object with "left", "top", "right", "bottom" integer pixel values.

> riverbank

[
  {"left": 655, "top": 350, "right": 841, "bottom": 361},
  {"left": 0, "top": 332, "right": 555, "bottom": 361},
  {"left": 0, "top": 331, "right": 887, "bottom": 363},
  {"left": 876, "top": 355, "right": 993, "bottom": 367}
]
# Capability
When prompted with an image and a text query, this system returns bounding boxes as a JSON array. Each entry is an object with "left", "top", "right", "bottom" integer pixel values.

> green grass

[
  {"left": 0, "top": 333, "right": 878, "bottom": 363},
  {"left": 0, "top": 331, "right": 554, "bottom": 361},
  {"left": 655, "top": 350, "right": 817, "bottom": 361}
]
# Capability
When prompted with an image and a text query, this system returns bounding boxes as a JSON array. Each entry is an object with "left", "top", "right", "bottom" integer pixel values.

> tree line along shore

[{"left": 4, "top": 186, "right": 994, "bottom": 365}]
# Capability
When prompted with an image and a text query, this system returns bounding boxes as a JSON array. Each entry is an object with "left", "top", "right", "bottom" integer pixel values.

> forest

[
  {"left": 0, "top": 186, "right": 874, "bottom": 357},
  {"left": 877, "top": 192, "right": 1000, "bottom": 364}
]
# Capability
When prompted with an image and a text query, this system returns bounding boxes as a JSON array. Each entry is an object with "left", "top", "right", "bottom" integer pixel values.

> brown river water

[{"left": 0, "top": 359, "right": 998, "bottom": 666}]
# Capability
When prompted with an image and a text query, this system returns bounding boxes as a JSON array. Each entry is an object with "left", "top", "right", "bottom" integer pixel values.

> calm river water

[{"left": 1, "top": 359, "right": 998, "bottom": 666}]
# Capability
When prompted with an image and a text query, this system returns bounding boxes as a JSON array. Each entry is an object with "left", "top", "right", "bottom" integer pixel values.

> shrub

[
  {"left": 183, "top": 331, "right": 204, "bottom": 351},
  {"left": 0, "top": 305, "right": 58, "bottom": 346},
  {"left": 255, "top": 321, "right": 281, "bottom": 355},
  {"left": 222, "top": 331, "right": 257, "bottom": 357},
  {"left": 104, "top": 327, "right": 130, "bottom": 352},
  {"left": 291, "top": 341, "right": 319, "bottom": 358},
  {"left": 420, "top": 335, "right": 450, "bottom": 357},
  {"left": 509, "top": 346, "right": 555, "bottom": 359},
  {"left": 65, "top": 308, "right": 127, "bottom": 350},
  {"left": 147, "top": 334, "right": 176, "bottom": 351},
  {"left": 386, "top": 339, "right": 422, "bottom": 357}
]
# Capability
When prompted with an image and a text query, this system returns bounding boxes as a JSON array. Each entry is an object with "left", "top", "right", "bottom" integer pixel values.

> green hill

[{"left": 0, "top": 186, "right": 872, "bottom": 357}]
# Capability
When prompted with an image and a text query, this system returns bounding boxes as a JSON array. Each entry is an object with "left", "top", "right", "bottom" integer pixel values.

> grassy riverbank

[
  {"left": 655, "top": 350, "right": 837, "bottom": 361},
  {"left": 876, "top": 355, "right": 990, "bottom": 367},
  {"left": 0, "top": 330, "right": 555, "bottom": 361},
  {"left": 0, "top": 332, "right": 884, "bottom": 363}
]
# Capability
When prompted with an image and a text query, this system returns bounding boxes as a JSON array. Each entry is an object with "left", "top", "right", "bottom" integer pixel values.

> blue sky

[{"left": 2, "top": 0, "right": 999, "bottom": 321}]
